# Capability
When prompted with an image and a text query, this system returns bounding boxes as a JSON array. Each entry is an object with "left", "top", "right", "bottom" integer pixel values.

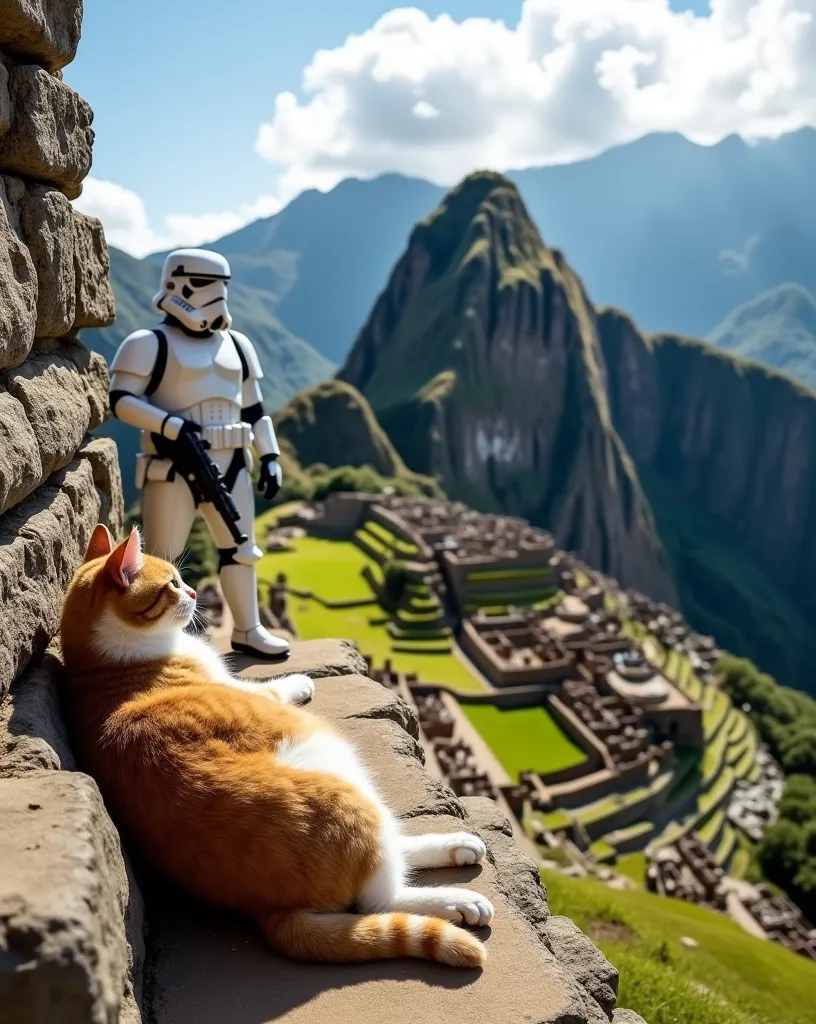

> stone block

[
  {"left": 79, "top": 435, "right": 125, "bottom": 542},
  {"left": 0, "top": 58, "right": 10, "bottom": 135},
  {"left": 226, "top": 637, "right": 369, "bottom": 681},
  {"left": 18, "top": 182, "right": 75, "bottom": 336},
  {"left": 613, "top": 1012, "right": 648, "bottom": 1024},
  {"left": 72, "top": 209, "right": 115, "bottom": 329},
  {"left": 463, "top": 795, "right": 551, "bottom": 939},
  {"left": 0, "top": 0, "right": 83, "bottom": 71},
  {"left": 0, "top": 771, "right": 144, "bottom": 1024},
  {"left": 0, "top": 439, "right": 122, "bottom": 702},
  {"left": 545, "top": 915, "right": 620, "bottom": 1018},
  {"left": 0, "top": 640, "right": 75, "bottom": 777},
  {"left": 0, "top": 174, "right": 36, "bottom": 370},
  {"left": 0, "top": 339, "right": 110, "bottom": 516},
  {"left": 0, "top": 64, "right": 92, "bottom": 199}
]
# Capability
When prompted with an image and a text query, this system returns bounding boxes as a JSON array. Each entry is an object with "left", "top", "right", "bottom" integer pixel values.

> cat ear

[
  {"left": 105, "top": 529, "right": 144, "bottom": 590},
  {"left": 85, "top": 523, "right": 114, "bottom": 562}
]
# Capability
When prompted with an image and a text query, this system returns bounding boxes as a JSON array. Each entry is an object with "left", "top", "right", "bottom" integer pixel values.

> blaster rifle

[{"left": 152, "top": 429, "right": 248, "bottom": 547}]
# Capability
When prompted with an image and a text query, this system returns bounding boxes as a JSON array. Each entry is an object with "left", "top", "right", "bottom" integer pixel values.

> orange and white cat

[{"left": 60, "top": 524, "right": 493, "bottom": 968}]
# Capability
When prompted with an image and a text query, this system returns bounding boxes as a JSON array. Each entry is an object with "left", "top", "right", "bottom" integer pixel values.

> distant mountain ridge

[
  {"left": 708, "top": 283, "right": 816, "bottom": 391},
  {"left": 199, "top": 128, "right": 816, "bottom": 364}
]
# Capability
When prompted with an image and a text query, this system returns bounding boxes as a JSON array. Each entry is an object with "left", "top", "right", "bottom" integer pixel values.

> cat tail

[{"left": 258, "top": 909, "right": 486, "bottom": 968}]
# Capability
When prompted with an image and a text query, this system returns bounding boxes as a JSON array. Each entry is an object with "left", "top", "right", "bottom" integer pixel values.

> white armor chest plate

[{"left": 150, "top": 326, "right": 243, "bottom": 422}]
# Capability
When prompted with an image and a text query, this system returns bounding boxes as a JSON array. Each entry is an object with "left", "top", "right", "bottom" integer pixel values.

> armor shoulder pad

[
  {"left": 230, "top": 331, "right": 264, "bottom": 380},
  {"left": 109, "top": 330, "right": 161, "bottom": 378}
]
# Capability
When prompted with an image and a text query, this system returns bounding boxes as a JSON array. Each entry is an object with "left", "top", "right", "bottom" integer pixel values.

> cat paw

[
  {"left": 270, "top": 673, "right": 315, "bottom": 705},
  {"left": 442, "top": 833, "right": 488, "bottom": 866},
  {"left": 442, "top": 889, "right": 494, "bottom": 927}
]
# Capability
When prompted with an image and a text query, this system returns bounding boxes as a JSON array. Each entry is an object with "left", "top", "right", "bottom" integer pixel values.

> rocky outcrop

[
  {"left": 339, "top": 173, "right": 676, "bottom": 604},
  {"left": 0, "top": 6, "right": 140, "bottom": 1021},
  {"left": 276, "top": 379, "right": 411, "bottom": 477}
]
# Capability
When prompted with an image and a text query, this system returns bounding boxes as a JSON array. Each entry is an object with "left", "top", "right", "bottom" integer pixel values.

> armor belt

[{"left": 201, "top": 423, "right": 252, "bottom": 450}]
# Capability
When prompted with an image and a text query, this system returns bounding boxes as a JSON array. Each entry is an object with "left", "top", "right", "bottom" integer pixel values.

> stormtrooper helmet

[{"left": 153, "top": 248, "right": 232, "bottom": 334}]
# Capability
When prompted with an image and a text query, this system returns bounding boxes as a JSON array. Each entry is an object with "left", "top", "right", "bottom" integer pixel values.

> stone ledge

[
  {"left": 0, "top": 771, "right": 144, "bottom": 1024},
  {"left": 17, "top": 179, "right": 75, "bottom": 335},
  {"left": 72, "top": 209, "right": 115, "bottom": 329},
  {"left": 143, "top": 649, "right": 638, "bottom": 1023},
  {"left": 0, "top": 339, "right": 110, "bottom": 516},
  {"left": 0, "top": 0, "right": 83, "bottom": 72},
  {"left": 225, "top": 637, "right": 369, "bottom": 682},
  {"left": 0, "top": 437, "right": 121, "bottom": 702},
  {"left": 0, "top": 64, "right": 92, "bottom": 199}
]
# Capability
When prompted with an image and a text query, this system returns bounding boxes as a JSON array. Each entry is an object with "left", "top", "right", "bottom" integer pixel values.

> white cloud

[
  {"left": 73, "top": 179, "right": 284, "bottom": 258},
  {"left": 72, "top": 178, "right": 173, "bottom": 257},
  {"left": 77, "top": 0, "right": 816, "bottom": 258},
  {"left": 254, "top": 0, "right": 816, "bottom": 192}
]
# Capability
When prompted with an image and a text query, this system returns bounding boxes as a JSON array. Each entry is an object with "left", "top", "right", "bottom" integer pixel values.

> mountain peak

[
  {"left": 412, "top": 171, "right": 544, "bottom": 282},
  {"left": 340, "top": 174, "right": 677, "bottom": 603}
]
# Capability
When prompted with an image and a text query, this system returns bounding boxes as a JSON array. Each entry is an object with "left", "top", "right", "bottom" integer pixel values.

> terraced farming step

[{"left": 714, "top": 823, "right": 738, "bottom": 868}]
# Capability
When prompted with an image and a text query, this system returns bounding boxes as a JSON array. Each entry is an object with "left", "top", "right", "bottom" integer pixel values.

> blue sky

[{"left": 67, "top": 1, "right": 814, "bottom": 256}]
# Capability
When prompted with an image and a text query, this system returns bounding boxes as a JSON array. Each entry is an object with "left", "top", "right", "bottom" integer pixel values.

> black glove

[{"left": 259, "top": 454, "right": 283, "bottom": 500}]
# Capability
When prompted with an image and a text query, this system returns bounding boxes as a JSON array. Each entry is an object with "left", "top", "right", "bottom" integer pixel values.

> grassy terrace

[
  {"left": 259, "top": 536, "right": 376, "bottom": 603},
  {"left": 542, "top": 870, "right": 816, "bottom": 1024},
  {"left": 590, "top": 838, "right": 617, "bottom": 863},
  {"left": 363, "top": 519, "right": 419, "bottom": 558},
  {"left": 262, "top": 535, "right": 485, "bottom": 691},
  {"left": 702, "top": 724, "right": 730, "bottom": 785},
  {"left": 696, "top": 808, "right": 726, "bottom": 847},
  {"left": 715, "top": 824, "right": 738, "bottom": 866},
  {"left": 462, "top": 704, "right": 587, "bottom": 780},
  {"left": 703, "top": 689, "right": 732, "bottom": 740},
  {"left": 465, "top": 566, "right": 554, "bottom": 582},
  {"left": 616, "top": 851, "right": 648, "bottom": 887}
]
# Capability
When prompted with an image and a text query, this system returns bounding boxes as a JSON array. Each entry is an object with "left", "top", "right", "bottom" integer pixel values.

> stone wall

[{"left": 0, "top": 3, "right": 141, "bottom": 1021}]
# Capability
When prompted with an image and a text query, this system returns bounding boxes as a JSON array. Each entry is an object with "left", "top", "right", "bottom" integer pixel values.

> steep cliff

[
  {"left": 339, "top": 173, "right": 676, "bottom": 603},
  {"left": 600, "top": 309, "right": 816, "bottom": 691}
]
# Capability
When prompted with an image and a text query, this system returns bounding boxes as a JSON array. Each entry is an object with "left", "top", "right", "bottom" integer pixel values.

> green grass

[
  {"left": 259, "top": 536, "right": 377, "bottom": 604},
  {"left": 704, "top": 689, "right": 732, "bottom": 740},
  {"left": 703, "top": 725, "right": 730, "bottom": 785},
  {"left": 540, "top": 808, "right": 573, "bottom": 832},
  {"left": 466, "top": 566, "right": 554, "bottom": 582},
  {"left": 575, "top": 772, "right": 672, "bottom": 828},
  {"left": 256, "top": 500, "right": 305, "bottom": 529},
  {"left": 696, "top": 808, "right": 725, "bottom": 847},
  {"left": 699, "top": 767, "right": 735, "bottom": 816},
  {"left": 714, "top": 824, "right": 738, "bottom": 867},
  {"left": 364, "top": 518, "right": 419, "bottom": 557},
  {"left": 290, "top": 596, "right": 485, "bottom": 690},
  {"left": 461, "top": 704, "right": 587, "bottom": 780},
  {"left": 616, "top": 851, "right": 648, "bottom": 887},
  {"left": 590, "top": 838, "right": 617, "bottom": 863},
  {"left": 730, "top": 844, "right": 751, "bottom": 880},
  {"left": 542, "top": 869, "right": 816, "bottom": 1024}
]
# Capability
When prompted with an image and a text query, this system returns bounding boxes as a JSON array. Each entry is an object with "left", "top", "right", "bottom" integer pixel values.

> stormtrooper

[{"left": 108, "top": 248, "right": 290, "bottom": 659}]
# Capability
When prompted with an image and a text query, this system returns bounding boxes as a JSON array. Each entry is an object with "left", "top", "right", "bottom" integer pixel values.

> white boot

[{"left": 220, "top": 563, "right": 291, "bottom": 660}]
